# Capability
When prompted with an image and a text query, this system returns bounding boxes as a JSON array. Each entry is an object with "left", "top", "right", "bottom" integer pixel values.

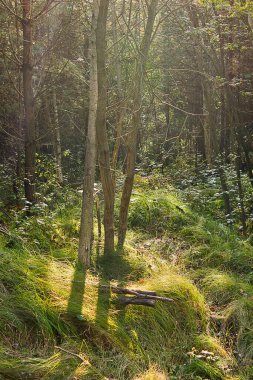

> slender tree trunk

[
  {"left": 15, "top": 0, "right": 22, "bottom": 167},
  {"left": 22, "top": 0, "right": 36, "bottom": 204},
  {"left": 78, "top": 0, "right": 100, "bottom": 267},
  {"left": 14, "top": 0, "right": 22, "bottom": 202},
  {"left": 235, "top": 149, "right": 247, "bottom": 235},
  {"left": 53, "top": 91, "right": 63, "bottom": 184},
  {"left": 118, "top": 0, "right": 158, "bottom": 248},
  {"left": 111, "top": 3, "right": 126, "bottom": 189},
  {"left": 95, "top": 194, "right": 102, "bottom": 240},
  {"left": 96, "top": 0, "right": 115, "bottom": 255}
]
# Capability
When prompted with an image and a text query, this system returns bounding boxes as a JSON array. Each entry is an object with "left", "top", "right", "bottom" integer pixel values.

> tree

[
  {"left": 78, "top": 0, "right": 100, "bottom": 266},
  {"left": 21, "top": 0, "right": 36, "bottom": 203},
  {"left": 118, "top": 0, "right": 158, "bottom": 247},
  {"left": 0, "top": 0, "right": 61, "bottom": 204},
  {"left": 95, "top": 0, "right": 115, "bottom": 255}
]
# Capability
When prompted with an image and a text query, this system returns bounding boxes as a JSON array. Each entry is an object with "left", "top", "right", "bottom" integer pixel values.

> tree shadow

[
  {"left": 67, "top": 262, "right": 86, "bottom": 317},
  {"left": 95, "top": 242, "right": 110, "bottom": 330},
  {"left": 96, "top": 251, "right": 135, "bottom": 282},
  {"left": 95, "top": 276, "right": 111, "bottom": 331},
  {"left": 94, "top": 246, "right": 138, "bottom": 333}
]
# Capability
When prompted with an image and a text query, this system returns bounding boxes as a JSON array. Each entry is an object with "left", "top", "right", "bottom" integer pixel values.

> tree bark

[
  {"left": 117, "top": 296, "right": 156, "bottom": 307},
  {"left": 111, "top": 3, "right": 126, "bottom": 189},
  {"left": 22, "top": 0, "right": 36, "bottom": 204},
  {"left": 52, "top": 90, "right": 63, "bottom": 184},
  {"left": 96, "top": 0, "right": 115, "bottom": 255},
  {"left": 78, "top": 0, "right": 100, "bottom": 267},
  {"left": 118, "top": 0, "right": 158, "bottom": 248}
]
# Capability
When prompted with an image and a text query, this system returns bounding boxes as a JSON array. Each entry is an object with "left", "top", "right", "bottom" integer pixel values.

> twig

[{"left": 54, "top": 346, "right": 89, "bottom": 364}]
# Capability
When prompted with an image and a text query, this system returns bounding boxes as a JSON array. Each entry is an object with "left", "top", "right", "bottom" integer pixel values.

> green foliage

[
  {"left": 0, "top": 163, "right": 18, "bottom": 208},
  {"left": 127, "top": 189, "right": 188, "bottom": 233},
  {"left": 170, "top": 162, "right": 253, "bottom": 236}
]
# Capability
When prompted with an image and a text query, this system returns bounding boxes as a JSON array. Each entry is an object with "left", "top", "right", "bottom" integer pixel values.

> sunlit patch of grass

[
  {"left": 200, "top": 270, "right": 253, "bottom": 306},
  {"left": 133, "top": 365, "right": 168, "bottom": 380},
  {"left": 194, "top": 334, "right": 231, "bottom": 359},
  {"left": 46, "top": 255, "right": 212, "bottom": 377},
  {"left": 0, "top": 251, "right": 71, "bottom": 352},
  {"left": 0, "top": 345, "right": 106, "bottom": 380},
  {"left": 125, "top": 187, "right": 253, "bottom": 277},
  {"left": 126, "top": 189, "right": 190, "bottom": 234},
  {"left": 47, "top": 261, "right": 100, "bottom": 320}
]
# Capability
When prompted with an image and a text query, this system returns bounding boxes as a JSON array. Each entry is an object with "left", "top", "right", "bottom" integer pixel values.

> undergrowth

[{"left": 0, "top": 175, "right": 253, "bottom": 379}]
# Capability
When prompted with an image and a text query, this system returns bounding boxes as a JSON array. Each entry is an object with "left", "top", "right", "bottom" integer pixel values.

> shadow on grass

[
  {"left": 96, "top": 251, "right": 136, "bottom": 282},
  {"left": 94, "top": 246, "right": 139, "bottom": 333},
  {"left": 67, "top": 262, "right": 86, "bottom": 317},
  {"left": 95, "top": 243, "right": 110, "bottom": 331}
]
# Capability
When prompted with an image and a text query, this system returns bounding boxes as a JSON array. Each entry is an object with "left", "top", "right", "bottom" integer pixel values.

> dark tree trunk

[{"left": 22, "top": 0, "right": 36, "bottom": 204}]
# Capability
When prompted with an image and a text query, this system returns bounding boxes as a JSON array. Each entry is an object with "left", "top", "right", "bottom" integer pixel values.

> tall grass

[{"left": 1, "top": 180, "right": 253, "bottom": 379}]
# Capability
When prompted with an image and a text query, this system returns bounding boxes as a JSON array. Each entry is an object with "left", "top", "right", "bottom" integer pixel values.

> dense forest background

[
  {"left": 0, "top": 0, "right": 253, "bottom": 379},
  {"left": 1, "top": 0, "right": 252, "bottom": 240}
]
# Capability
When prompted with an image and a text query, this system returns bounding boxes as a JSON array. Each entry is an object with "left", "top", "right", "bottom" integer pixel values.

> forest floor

[{"left": 1, "top": 175, "right": 253, "bottom": 379}]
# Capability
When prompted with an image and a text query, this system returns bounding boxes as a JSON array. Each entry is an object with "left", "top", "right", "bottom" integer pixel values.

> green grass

[
  {"left": 0, "top": 178, "right": 253, "bottom": 379},
  {"left": 0, "top": 242, "right": 226, "bottom": 379}
]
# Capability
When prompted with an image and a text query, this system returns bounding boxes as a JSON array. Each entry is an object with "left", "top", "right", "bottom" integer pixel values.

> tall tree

[
  {"left": 96, "top": 0, "right": 115, "bottom": 254},
  {"left": 78, "top": 0, "right": 100, "bottom": 267},
  {"left": 22, "top": 0, "right": 36, "bottom": 204},
  {"left": 118, "top": 0, "right": 158, "bottom": 247},
  {"left": 52, "top": 90, "right": 63, "bottom": 184}
]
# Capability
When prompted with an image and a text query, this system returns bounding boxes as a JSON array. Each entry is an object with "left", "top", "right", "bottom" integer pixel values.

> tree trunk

[
  {"left": 22, "top": 0, "right": 36, "bottom": 204},
  {"left": 53, "top": 91, "right": 63, "bottom": 184},
  {"left": 78, "top": 0, "right": 100, "bottom": 267},
  {"left": 14, "top": 0, "right": 23, "bottom": 202},
  {"left": 118, "top": 0, "right": 158, "bottom": 248},
  {"left": 235, "top": 149, "right": 247, "bottom": 235},
  {"left": 202, "top": 79, "right": 218, "bottom": 167},
  {"left": 111, "top": 3, "right": 126, "bottom": 189},
  {"left": 96, "top": 0, "right": 115, "bottom": 255}
]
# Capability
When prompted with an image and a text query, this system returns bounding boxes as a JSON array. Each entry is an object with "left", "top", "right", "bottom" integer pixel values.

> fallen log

[
  {"left": 117, "top": 296, "right": 156, "bottom": 307},
  {"left": 100, "top": 285, "right": 157, "bottom": 296},
  {"left": 71, "top": 282, "right": 174, "bottom": 304},
  {"left": 101, "top": 285, "right": 173, "bottom": 302}
]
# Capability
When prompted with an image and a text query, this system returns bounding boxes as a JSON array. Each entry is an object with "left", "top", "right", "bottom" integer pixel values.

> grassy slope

[{"left": 0, "top": 176, "right": 253, "bottom": 379}]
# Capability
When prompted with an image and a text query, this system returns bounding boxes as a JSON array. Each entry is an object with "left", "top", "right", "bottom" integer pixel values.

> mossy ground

[{"left": 0, "top": 175, "right": 253, "bottom": 379}]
